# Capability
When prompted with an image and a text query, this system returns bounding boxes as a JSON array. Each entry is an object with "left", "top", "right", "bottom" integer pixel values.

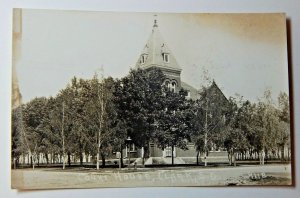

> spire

[
  {"left": 153, "top": 14, "right": 158, "bottom": 27},
  {"left": 135, "top": 16, "right": 181, "bottom": 72}
]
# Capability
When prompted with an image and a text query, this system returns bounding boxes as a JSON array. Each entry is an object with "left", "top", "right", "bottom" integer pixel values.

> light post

[{"left": 126, "top": 136, "right": 132, "bottom": 168}]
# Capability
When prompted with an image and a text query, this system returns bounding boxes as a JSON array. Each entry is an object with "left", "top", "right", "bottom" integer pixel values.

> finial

[
  {"left": 212, "top": 79, "right": 216, "bottom": 85},
  {"left": 153, "top": 14, "right": 158, "bottom": 27}
]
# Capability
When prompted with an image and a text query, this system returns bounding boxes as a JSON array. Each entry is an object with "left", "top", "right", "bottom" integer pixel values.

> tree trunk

[
  {"left": 79, "top": 137, "right": 83, "bottom": 166},
  {"left": 228, "top": 151, "right": 231, "bottom": 166},
  {"left": 13, "top": 156, "right": 19, "bottom": 169},
  {"left": 22, "top": 153, "right": 25, "bottom": 166},
  {"left": 79, "top": 152, "right": 83, "bottom": 166},
  {"left": 148, "top": 142, "right": 151, "bottom": 158},
  {"left": 231, "top": 149, "right": 233, "bottom": 165},
  {"left": 281, "top": 145, "right": 285, "bottom": 161},
  {"left": 68, "top": 152, "right": 71, "bottom": 167},
  {"left": 37, "top": 155, "right": 40, "bottom": 166},
  {"left": 61, "top": 102, "right": 66, "bottom": 169},
  {"left": 144, "top": 145, "right": 150, "bottom": 162},
  {"left": 86, "top": 154, "right": 89, "bottom": 163},
  {"left": 96, "top": 152, "right": 100, "bottom": 170},
  {"left": 261, "top": 149, "right": 265, "bottom": 165},
  {"left": 196, "top": 151, "right": 200, "bottom": 165},
  {"left": 171, "top": 145, "right": 174, "bottom": 166},
  {"left": 101, "top": 153, "right": 105, "bottom": 168},
  {"left": 13, "top": 157, "right": 16, "bottom": 169},
  {"left": 45, "top": 153, "right": 49, "bottom": 165},
  {"left": 234, "top": 152, "right": 237, "bottom": 167},
  {"left": 120, "top": 145, "right": 124, "bottom": 168},
  {"left": 27, "top": 153, "right": 30, "bottom": 165},
  {"left": 141, "top": 146, "right": 145, "bottom": 166}
]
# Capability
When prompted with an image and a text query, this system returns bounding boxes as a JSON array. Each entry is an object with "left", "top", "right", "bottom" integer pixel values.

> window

[
  {"left": 186, "top": 91, "right": 191, "bottom": 99},
  {"left": 164, "top": 80, "right": 177, "bottom": 92},
  {"left": 171, "top": 82, "right": 176, "bottom": 92},
  {"left": 140, "top": 54, "right": 147, "bottom": 64},
  {"left": 165, "top": 81, "right": 170, "bottom": 90},
  {"left": 163, "top": 53, "right": 169, "bottom": 63}
]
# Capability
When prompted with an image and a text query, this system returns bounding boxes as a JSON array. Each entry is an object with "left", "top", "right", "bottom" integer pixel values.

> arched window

[
  {"left": 165, "top": 81, "right": 170, "bottom": 89},
  {"left": 164, "top": 80, "right": 177, "bottom": 92},
  {"left": 171, "top": 81, "right": 176, "bottom": 92}
]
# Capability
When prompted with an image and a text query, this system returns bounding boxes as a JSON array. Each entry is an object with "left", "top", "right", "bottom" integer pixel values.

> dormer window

[
  {"left": 163, "top": 53, "right": 169, "bottom": 63},
  {"left": 140, "top": 53, "right": 148, "bottom": 64}
]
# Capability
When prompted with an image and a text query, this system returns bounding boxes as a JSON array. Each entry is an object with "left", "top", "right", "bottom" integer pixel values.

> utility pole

[{"left": 61, "top": 102, "right": 65, "bottom": 170}]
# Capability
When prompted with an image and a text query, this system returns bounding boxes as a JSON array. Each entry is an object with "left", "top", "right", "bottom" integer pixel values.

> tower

[{"left": 136, "top": 19, "right": 182, "bottom": 93}]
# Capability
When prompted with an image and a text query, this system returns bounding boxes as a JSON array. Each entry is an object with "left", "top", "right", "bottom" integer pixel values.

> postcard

[{"left": 11, "top": 9, "right": 292, "bottom": 189}]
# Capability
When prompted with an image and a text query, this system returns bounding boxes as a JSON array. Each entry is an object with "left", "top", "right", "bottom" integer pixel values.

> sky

[{"left": 14, "top": 9, "right": 289, "bottom": 103}]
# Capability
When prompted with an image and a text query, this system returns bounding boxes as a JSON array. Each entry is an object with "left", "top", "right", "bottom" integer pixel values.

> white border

[{"left": 1, "top": 0, "right": 299, "bottom": 197}]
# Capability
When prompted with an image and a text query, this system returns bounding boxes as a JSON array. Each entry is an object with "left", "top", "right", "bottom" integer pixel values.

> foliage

[{"left": 12, "top": 69, "right": 291, "bottom": 167}]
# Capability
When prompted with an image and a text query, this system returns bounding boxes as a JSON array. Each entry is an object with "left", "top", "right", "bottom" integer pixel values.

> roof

[
  {"left": 208, "top": 80, "right": 228, "bottom": 101},
  {"left": 201, "top": 80, "right": 230, "bottom": 108},
  {"left": 181, "top": 80, "right": 229, "bottom": 102},
  {"left": 136, "top": 20, "right": 181, "bottom": 72},
  {"left": 181, "top": 81, "right": 199, "bottom": 100}
]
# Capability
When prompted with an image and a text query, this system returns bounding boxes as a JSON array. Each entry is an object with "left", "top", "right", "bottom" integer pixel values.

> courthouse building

[{"left": 126, "top": 19, "right": 229, "bottom": 164}]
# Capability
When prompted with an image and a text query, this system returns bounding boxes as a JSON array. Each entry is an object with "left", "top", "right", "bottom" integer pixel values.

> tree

[
  {"left": 11, "top": 105, "right": 28, "bottom": 168},
  {"left": 82, "top": 74, "right": 118, "bottom": 169},
  {"left": 192, "top": 82, "right": 229, "bottom": 166},
  {"left": 277, "top": 92, "right": 290, "bottom": 160},
  {"left": 39, "top": 97, "right": 62, "bottom": 165},
  {"left": 224, "top": 97, "right": 252, "bottom": 166},
  {"left": 154, "top": 88, "right": 191, "bottom": 165},
  {"left": 113, "top": 68, "right": 166, "bottom": 165},
  {"left": 20, "top": 97, "right": 50, "bottom": 169},
  {"left": 55, "top": 77, "right": 91, "bottom": 166},
  {"left": 253, "top": 89, "right": 283, "bottom": 165},
  {"left": 98, "top": 77, "right": 118, "bottom": 167}
]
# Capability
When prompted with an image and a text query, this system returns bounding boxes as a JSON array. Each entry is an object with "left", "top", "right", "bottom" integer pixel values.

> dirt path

[{"left": 11, "top": 164, "right": 292, "bottom": 189}]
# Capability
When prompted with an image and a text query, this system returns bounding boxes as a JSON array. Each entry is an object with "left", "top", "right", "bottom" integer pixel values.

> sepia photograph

[{"left": 11, "top": 9, "right": 292, "bottom": 189}]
